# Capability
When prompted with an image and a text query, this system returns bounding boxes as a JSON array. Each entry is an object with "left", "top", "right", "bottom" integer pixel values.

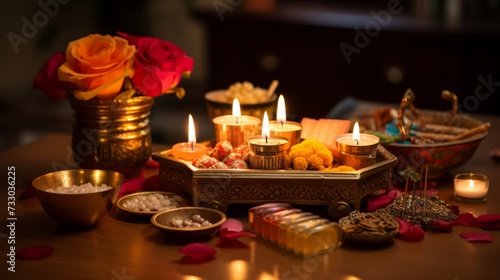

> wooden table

[{"left": 1, "top": 112, "right": 500, "bottom": 280}]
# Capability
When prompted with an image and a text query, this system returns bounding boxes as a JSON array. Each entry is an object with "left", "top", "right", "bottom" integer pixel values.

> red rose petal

[
  {"left": 396, "top": 218, "right": 425, "bottom": 240},
  {"left": 367, "top": 188, "right": 398, "bottom": 211},
  {"left": 454, "top": 212, "right": 479, "bottom": 227},
  {"left": 145, "top": 157, "right": 159, "bottom": 169},
  {"left": 19, "top": 182, "right": 36, "bottom": 200},
  {"left": 477, "top": 214, "right": 500, "bottom": 230},
  {"left": 476, "top": 214, "right": 500, "bottom": 223},
  {"left": 431, "top": 220, "right": 454, "bottom": 233},
  {"left": 217, "top": 232, "right": 256, "bottom": 245},
  {"left": 178, "top": 243, "right": 216, "bottom": 259},
  {"left": 142, "top": 175, "right": 161, "bottom": 192},
  {"left": 118, "top": 175, "right": 147, "bottom": 198},
  {"left": 16, "top": 245, "right": 53, "bottom": 260},
  {"left": 219, "top": 219, "right": 244, "bottom": 236},
  {"left": 459, "top": 232, "right": 493, "bottom": 243}
]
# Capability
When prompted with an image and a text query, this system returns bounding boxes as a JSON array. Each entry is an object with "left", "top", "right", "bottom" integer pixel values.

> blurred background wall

[{"left": 1, "top": 0, "right": 499, "bottom": 151}]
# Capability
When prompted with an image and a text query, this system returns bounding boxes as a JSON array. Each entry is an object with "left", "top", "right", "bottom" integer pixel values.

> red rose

[
  {"left": 118, "top": 32, "right": 194, "bottom": 97},
  {"left": 32, "top": 52, "right": 75, "bottom": 101}
]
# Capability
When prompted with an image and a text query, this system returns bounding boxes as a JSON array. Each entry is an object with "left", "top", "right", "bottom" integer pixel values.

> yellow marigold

[
  {"left": 290, "top": 146, "right": 313, "bottom": 158},
  {"left": 337, "top": 165, "right": 356, "bottom": 172},
  {"left": 286, "top": 139, "right": 333, "bottom": 170},
  {"left": 307, "top": 154, "right": 324, "bottom": 170},
  {"left": 284, "top": 154, "right": 293, "bottom": 169},
  {"left": 315, "top": 149, "right": 333, "bottom": 168},
  {"left": 324, "top": 165, "right": 356, "bottom": 172},
  {"left": 293, "top": 157, "right": 308, "bottom": 170}
]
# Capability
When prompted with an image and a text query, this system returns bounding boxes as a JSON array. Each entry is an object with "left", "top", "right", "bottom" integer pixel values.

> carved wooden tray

[{"left": 152, "top": 145, "right": 397, "bottom": 220}]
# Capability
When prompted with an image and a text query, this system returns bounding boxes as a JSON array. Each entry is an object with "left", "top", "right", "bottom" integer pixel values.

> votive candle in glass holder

[
  {"left": 454, "top": 173, "right": 489, "bottom": 203},
  {"left": 335, "top": 122, "right": 379, "bottom": 170}
]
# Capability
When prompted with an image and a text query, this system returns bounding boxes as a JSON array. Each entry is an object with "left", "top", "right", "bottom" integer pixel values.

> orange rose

[{"left": 58, "top": 34, "right": 136, "bottom": 100}]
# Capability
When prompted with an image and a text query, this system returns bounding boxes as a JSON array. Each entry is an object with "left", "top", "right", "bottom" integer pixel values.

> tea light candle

[
  {"left": 269, "top": 95, "right": 302, "bottom": 149},
  {"left": 212, "top": 98, "right": 261, "bottom": 147},
  {"left": 172, "top": 114, "right": 207, "bottom": 161},
  {"left": 247, "top": 111, "right": 290, "bottom": 170},
  {"left": 454, "top": 173, "right": 489, "bottom": 203},
  {"left": 335, "top": 122, "right": 380, "bottom": 170}
]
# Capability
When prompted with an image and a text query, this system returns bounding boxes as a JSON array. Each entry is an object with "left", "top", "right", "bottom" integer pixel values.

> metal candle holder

[{"left": 336, "top": 133, "right": 380, "bottom": 170}]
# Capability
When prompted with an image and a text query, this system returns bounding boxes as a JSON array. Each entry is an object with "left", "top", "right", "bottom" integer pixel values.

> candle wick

[
  {"left": 265, "top": 135, "right": 268, "bottom": 143},
  {"left": 280, "top": 121, "right": 284, "bottom": 128},
  {"left": 354, "top": 139, "right": 359, "bottom": 145},
  {"left": 191, "top": 142, "right": 194, "bottom": 151},
  {"left": 236, "top": 116, "right": 239, "bottom": 124}
]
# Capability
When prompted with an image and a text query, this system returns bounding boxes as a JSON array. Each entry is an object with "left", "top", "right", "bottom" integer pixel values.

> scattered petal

[
  {"left": 367, "top": 188, "right": 398, "bottom": 211},
  {"left": 454, "top": 212, "right": 479, "bottom": 227},
  {"left": 118, "top": 175, "right": 147, "bottom": 198},
  {"left": 477, "top": 214, "right": 500, "bottom": 230},
  {"left": 217, "top": 232, "right": 256, "bottom": 245},
  {"left": 146, "top": 157, "right": 160, "bottom": 169},
  {"left": 178, "top": 243, "right": 216, "bottom": 259},
  {"left": 426, "top": 187, "right": 439, "bottom": 196},
  {"left": 431, "top": 220, "right": 454, "bottom": 233},
  {"left": 19, "top": 182, "right": 36, "bottom": 200},
  {"left": 459, "top": 232, "right": 493, "bottom": 243},
  {"left": 396, "top": 218, "right": 425, "bottom": 241},
  {"left": 219, "top": 219, "right": 244, "bottom": 236},
  {"left": 16, "top": 245, "right": 53, "bottom": 260},
  {"left": 142, "top": 175, "right": 161, "bottom": 192}
]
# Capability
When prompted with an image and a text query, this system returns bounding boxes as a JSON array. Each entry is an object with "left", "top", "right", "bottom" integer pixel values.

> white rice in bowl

[{"left": 46, "top": 183, "right": 112, "bottom": 194}]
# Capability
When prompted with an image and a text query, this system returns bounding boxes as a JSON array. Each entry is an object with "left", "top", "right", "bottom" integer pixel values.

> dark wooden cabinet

[{"left": 195, "top": 5, "right": 500, "bottom": 119}]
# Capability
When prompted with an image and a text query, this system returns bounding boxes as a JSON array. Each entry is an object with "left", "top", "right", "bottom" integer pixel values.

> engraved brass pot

[{"left": 69, "top": 95, "right": 154, "bottom": 178}]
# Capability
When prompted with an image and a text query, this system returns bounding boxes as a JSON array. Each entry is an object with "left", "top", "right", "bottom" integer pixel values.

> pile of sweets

[
  {"left": 191, "top": 141, "right": 251, "bottom": 169},
  {"left": 191, "top": 139, "right": 355, "bottom": 171}
]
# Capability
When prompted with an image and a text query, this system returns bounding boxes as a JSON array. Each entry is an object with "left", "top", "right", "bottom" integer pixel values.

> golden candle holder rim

[
  {"left": 336, "top": 133, "right": 380, "bottom": 154},
  {"left": 247, "top": 135, "right": 290, "bottom": 154}
]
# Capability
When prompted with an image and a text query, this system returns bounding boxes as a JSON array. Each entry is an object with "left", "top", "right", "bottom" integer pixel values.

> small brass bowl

[
  {"left": 115, "top": 191, "right": 190, "bottom": 217},
  {"left": 205, "top": 90, "right": 278, "bottom": 120},
  {"left": 151, "top": 207, "right": 227, "bottom": 237},
  {"left": 32, "top": 169, "right": 124, "bottom": 227}
]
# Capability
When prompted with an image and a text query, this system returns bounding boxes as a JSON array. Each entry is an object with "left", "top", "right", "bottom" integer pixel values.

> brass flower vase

[{"left": 68, "top": 94, "right": 154, "bottom": 178}]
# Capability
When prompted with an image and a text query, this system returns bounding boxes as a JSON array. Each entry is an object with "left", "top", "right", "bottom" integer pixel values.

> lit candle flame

[
  {"left": 353, "top": 122, "right": 360, "bottom": 145},
  {"left": 232, "top": 98, "right": 241, "bottom": 124},
  {"left": 188, "top": 114, "right": 196, "bottom": 149},
  {"left": 262, "top": 111, "right": 270, "bottom": 142},
  {"left": 468, "top": 179, "right": 475, "bottom": 189},
  {"left": 277, "top": 94, "right": 286, "bottom": 126}
]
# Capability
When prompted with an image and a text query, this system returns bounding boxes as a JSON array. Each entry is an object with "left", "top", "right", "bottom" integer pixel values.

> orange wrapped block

[
  {"left": 249, "top": 203, "right": 342, "bottom": 257},
  {"left": 300, "top": 118, "right": 351, "bottom": 160}
]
